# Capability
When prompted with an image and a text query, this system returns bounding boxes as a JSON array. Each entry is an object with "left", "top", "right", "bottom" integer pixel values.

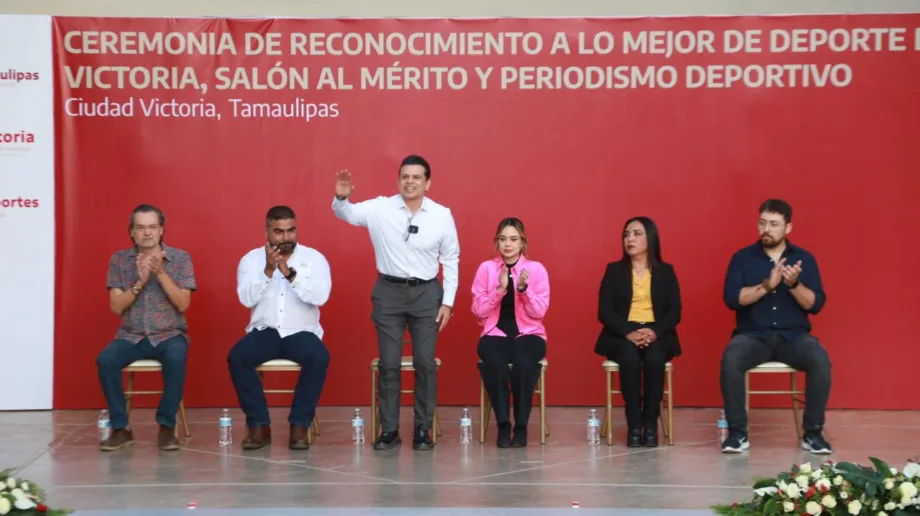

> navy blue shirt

[{"left": 723, "top": 241, "right": 826, "bottom": 342}]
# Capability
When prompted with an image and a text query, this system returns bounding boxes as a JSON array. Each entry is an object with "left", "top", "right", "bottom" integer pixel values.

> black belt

[{"left": 379, "top": 273, "right": 435, "bottom": 287}]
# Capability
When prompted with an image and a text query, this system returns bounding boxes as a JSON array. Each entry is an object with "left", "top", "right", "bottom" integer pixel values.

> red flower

[
  {"left": 806, "top": 487, "right": 816, "bottom": 498},
  {"left": 37, "top": 503, "right": 48, "bottom": 513},
  {"left": 731, "top": 503, "right": 738, "bottom": 508}
]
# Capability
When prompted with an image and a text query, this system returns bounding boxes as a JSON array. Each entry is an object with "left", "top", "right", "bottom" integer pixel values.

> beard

[
  {"left": 760, "top": 233, "right": 783, "bottom": 249},
  {"left": 276, "top": 241, "right": 296, "bottom": 255}
]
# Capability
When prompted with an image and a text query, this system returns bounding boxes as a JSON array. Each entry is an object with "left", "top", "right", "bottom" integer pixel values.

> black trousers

[
  {"left": 477, "top": 334, "right": 546, "bottom": 427},
  {"left": 604, "top": 322, "right": 669, "bottom": 429},
  {"left": 226, "top": 328, "right": 330, "bottom": 428},
  {"left": 720, "top": 331, "right": 831, "bottom": 432}
]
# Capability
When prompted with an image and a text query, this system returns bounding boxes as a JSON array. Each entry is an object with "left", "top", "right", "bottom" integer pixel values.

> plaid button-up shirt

[{"left": 106, "top": 244, "right": 197, "bottom": 346}]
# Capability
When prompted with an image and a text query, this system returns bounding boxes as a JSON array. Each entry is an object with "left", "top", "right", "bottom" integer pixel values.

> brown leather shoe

[
  {"left": 100, "top": 428, "right": 134, "bottom": 451},
  {"left": 158, "top": 425, "right": 180, "bottom": 451},
  {"left": 289, "top": 424, "right": 309, "bottom": 450},
  {"left": 241, "top": 426, "right": 271, "bottom": 450}
]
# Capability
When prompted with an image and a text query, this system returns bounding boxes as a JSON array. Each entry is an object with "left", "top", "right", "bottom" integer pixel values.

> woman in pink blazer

[{"left": 471, "top": 217, "right": 550, "bottom": 447}]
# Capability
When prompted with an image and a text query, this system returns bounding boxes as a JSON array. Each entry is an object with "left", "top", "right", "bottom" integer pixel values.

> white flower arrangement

[
  {"left": 714, "top": 457, "right": 920, "bottom": 515},
  {"left": 0, "top": 469, "right": 71, "bottom": 515}
]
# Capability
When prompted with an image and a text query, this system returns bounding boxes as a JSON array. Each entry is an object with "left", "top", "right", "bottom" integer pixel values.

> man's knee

[
  {"left": 312, "top": 343, "right": 330, "bottom": 371},
  {"left": 720, "top": 340, "right": 748, "bottom": 375},
  {"left": 96, "top": 344, "right": 121, "bottom": 371},
  {"left": 226, "top": 338, "right": 250, "bottom": 368}
]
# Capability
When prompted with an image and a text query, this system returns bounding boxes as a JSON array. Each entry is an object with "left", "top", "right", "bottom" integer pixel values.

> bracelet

[{"left": 761, "top": 278, "right": 775, "bottom": 293}]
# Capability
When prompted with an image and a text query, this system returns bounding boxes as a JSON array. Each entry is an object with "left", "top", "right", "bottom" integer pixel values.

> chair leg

[
  {"left": 179, "top": 400, "right": 190, "bottom": 438},
  {"left": 125, "top": 371, "right": 135, "bottom": 413},
  {"left": 312, "top": 416, "right": 321, "bottom": 437},
  {"left": 744, "top": 372, "right": 750, "bottom": 414},
  {"left": 604, "top": 370, "right": 613, "bottom": 445},
  {"left": 539, "top": 368, "right": 546, "bottom": 444},
  {"left": 370, "top": 368, "right": 378, "bottom": 439},
  {"left": 480, "top": 378, "right": 488, "bottom": 444},
  {"left": 432, "top": 410, "right": 440, "bottom": 443},
  {"left": 791, "top": 373, "right": 803, "bottom": 440},
  {"left": 667, "top": 368, "right": 674, "bottom": 446}
]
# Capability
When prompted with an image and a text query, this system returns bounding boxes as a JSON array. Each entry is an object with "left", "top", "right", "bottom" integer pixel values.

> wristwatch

[
  {"left": 517, "top": 283, "right": 528, "bottom": 293},
  {"left": 130, "top": 283, "right": 142, "bottom": 295},
  {"left": 285, "top": 267, "right": 297, "bottom": 282}
]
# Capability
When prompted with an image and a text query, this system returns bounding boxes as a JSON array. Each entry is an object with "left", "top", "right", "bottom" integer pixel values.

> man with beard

[
  {"left": 331, "top": 155, "right": 459, "bottom": 451},
  {"left": 228, "top": 205, "right": 332, "bottom": 450},
  {"left": 719, "top": 199, "right": 832, "bottom": 455},
  {"left": 97, "top": 204, "right": 196, "bottom": 452}
]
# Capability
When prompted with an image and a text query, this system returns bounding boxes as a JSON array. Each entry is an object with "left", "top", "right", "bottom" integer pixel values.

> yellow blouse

[{"left": 627, "top": 269, "right": 655, "bottom": 323}]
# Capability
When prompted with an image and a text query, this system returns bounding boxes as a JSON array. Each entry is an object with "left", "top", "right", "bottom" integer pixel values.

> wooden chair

[
  {"left": 255, "top": 359, "right": 321, "bottom": 444},
  {"left": 479, "top": 358, "right": 549, "bottom": 444},
  {"left": 745, "top": 361, "right": 805, "bottom": 439},
  {"left": 123, "top": 359, "right": 190, "bottom": 438},
  {"left": 599, "top": 360, "right": 674, "bottom": 446},
  {"left": 369, "top": 338, "right": 442, "bottom": 442}
]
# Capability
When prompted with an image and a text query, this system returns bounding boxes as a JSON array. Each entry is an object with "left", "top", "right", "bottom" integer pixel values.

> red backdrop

[{"left": 52, "top": 15, "right": 920, "bottom": 411}]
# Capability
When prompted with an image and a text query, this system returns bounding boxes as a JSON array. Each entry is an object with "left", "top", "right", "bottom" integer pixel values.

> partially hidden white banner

[{"left": 0, "top": 15, "right": 55, "bottom": 410}]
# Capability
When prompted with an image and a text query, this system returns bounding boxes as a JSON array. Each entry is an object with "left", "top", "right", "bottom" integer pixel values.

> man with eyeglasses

[
  {"left": 332, "top": 155, "right": 460, "bottom": 451},
  {"left": 95, "top": 204, "right": 197, "bottom": 452}
]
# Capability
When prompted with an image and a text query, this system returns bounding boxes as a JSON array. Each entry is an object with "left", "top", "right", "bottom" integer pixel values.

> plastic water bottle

[
  {"left": 586, "top": 409, "right": 600, "bottom": 445},
  {"left": 460, "top": 407, "right": 472, "bottom": 444},
  {"left": 97, "top": 409, "right": 111, "bottom": 442},
  {"left": 352, "top": 408, "right": 365, "bottom": 444},
  {"left": 717, "top": 409, "right": 729, "bottom": 444},
  {"left": 219, "top": 409, "right": 232, "bottom": 445}
]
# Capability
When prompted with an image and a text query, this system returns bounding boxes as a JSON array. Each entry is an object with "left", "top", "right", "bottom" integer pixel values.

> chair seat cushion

[
  {"left": 371, "top": 357, "right": 442, "bottom": 369},
  {"left": 123, "top": 359, "right": 162, "bottom": 370},
  {"left": 751, "top": 361, "right": 797, "bottom": 371},
  {"left": 603, "top": 360, "right": 672, "bottom": 370},
  {"left": 258, "top": 359, "right": 300, "bottom": 368}
]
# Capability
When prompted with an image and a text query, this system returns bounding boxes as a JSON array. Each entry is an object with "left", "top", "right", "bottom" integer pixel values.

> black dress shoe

[
  {"left": 511, "top": 425, "right": 528, "bottom": 447},
  {"left": 643, "top": 426, "right": 659, "bottom": 447},
  {"left": 413, "top": 425, "right": 434, "bottom": 450},
  {"left": 373, "top": 430, "right": 401, "bottom": 450},
  {"left": 627, "top": 428, "right": 642, "bottom": 447},
  {"left": 496, "top": 422, "right": 512, "bottom": 448}
]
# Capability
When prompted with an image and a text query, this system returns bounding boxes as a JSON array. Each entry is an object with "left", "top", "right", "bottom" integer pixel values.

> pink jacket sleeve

[
  {"left": 471, "top": 261, "right": 503, "bottom": 319},
  {"left": 519, "top": 263, "right": 550, "bottom": 319}
]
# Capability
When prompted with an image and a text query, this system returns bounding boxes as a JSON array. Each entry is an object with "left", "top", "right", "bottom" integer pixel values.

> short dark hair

[
  {"left": 266, "top": 205, "right": 296, "bottom": 227},
  {"left": 618, "top": 216, "right": 663, "bottom": 269},
  {"left": 759, "top": 199, "right": 792, "bottom": 223},
  {"left": 129, "top": 204, "right": 165, "bottom": 229},
  {"left": 399, "top": 154, "right": 430, "bottom": 180}
]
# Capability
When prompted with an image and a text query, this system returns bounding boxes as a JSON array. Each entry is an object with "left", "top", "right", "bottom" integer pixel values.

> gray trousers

[{"left": 371, "top": 277, "right": 442, "bottom": 433}]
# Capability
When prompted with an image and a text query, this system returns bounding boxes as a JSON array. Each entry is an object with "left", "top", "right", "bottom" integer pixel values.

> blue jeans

[
  {"left": 96, "top": 335, "right": 188, "bottom": 430},
  {"left": 227, "top": 328, "right": 330, "bottom": 428}
]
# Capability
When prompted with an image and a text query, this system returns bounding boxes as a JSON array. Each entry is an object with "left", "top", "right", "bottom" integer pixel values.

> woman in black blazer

[{"left": 594, "top": 216, "right": 682, "bottom": 447}]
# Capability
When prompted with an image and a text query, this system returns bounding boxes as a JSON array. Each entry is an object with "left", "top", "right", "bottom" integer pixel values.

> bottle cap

[{"left": 572, "top": 501, "right": 580, "bottom": 508}]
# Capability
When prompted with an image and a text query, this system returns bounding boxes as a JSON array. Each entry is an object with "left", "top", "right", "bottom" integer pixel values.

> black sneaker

[
  {"left": 412, "top": 425, "right": 434, "bottom": 450},
  {"left": 373, "top": 430, "right": 401, "bottom": 450},
  {"left": 801, "top": 430, "right": 832, "bottom": 454},
  {"left": 721, "top": 429, "right": 750, "bottom": 453},
  {"left": 496, "top": 423, "right": 512, "bottom": 448}
]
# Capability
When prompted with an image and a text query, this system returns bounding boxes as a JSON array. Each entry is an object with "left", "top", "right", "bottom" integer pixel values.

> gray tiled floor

[{"left": 1, "top": 407, "right": 917, "bottom": 515}]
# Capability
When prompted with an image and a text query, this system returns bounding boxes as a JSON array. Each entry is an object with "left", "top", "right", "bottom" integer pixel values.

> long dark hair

[{"left": 619, "top": 216, "right": 662, "bottom": 268}]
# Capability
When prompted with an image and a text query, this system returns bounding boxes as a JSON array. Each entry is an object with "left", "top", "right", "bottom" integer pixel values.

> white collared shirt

[
  {"left": 236, "top": 243, "right": 332, "bottom": 339},
  {"left": 332, "top": 194, "right": 460, "bottom": 307}
]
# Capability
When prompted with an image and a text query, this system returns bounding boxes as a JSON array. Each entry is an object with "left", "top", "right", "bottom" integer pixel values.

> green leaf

[
  {"left": 764, "top": 497, "right": 777, "bottom": 514},
  {"left": 870, "top": 457, "right": 892, "bottom": 476},
  {"left": 753, "top": 477, "right": 777, "bottom": 489}
]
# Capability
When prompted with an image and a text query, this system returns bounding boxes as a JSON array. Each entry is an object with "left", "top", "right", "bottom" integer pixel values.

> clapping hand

[
  {"left": 782, "top": 260, "right": 802, "bottom": 287},
  {"left": 498, "top": 265, "right": 509, "bottom": 291},
  {"left": 147, "top": 250, "right": 165, "bottom": 276},
  {"left": 517, "top": 269, "right": 530, "bottom": 292},
  {"left": 767, "top": 257, "right": 786, "bottom": 290},
  {"left": 136, "top": 254, "right": 151, "bottom": 284},
  {"left": 264, "top": 244, "right": 282, "bottom": 277}
]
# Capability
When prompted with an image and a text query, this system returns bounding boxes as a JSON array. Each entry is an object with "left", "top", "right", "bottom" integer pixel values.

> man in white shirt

[
  {"left": 332, "top": 154, "right": 460, "bottom": 451},
  {"left": 227, "top": 206, "right": 332, "bottom": 451}
]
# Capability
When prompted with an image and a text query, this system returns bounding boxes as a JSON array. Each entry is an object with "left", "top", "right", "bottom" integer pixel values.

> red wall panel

[{"left": 52, "top": 16, "right": 920, "bottom": 411}]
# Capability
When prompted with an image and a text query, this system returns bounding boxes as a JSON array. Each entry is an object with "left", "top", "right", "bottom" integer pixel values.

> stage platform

[{"left": 1, "top": 407, "right": 917, "bottom": 515}]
